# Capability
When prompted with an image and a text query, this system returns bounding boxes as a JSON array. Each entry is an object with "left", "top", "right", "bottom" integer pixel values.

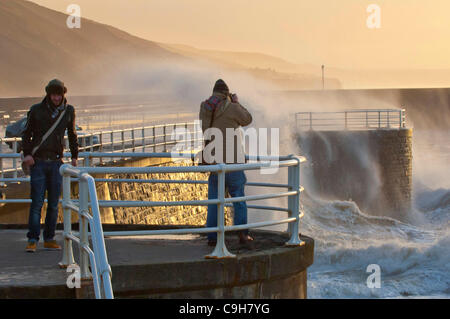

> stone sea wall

[{"left": 297, "top": 128, "right": 413, "bottom": 217}]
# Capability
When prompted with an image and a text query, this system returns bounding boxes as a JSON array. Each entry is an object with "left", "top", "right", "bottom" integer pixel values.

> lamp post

[{"left": 321, "top": 65, "right": 325, "bottom": 90}]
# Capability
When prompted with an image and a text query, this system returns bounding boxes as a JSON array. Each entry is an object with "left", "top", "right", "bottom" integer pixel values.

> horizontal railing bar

[
  {"left": 63, "top": 201, "right": 80, "bottom": 212},
  {"left": 65, "top": 233, "right": 81, "bottom": 244},
  {"left": 91, "top": 179, "right": 289, "bottom": 188},
  {"left": 0, "top": 178, "right": 29, "bottom": 182},
  {"left": 243, "top": 204, "right": 290, "bottom": 212},
  {"left": 297, "top": 118, "right": 402, "bottom": 122},
  {"left": 94, "top": 178, "right": 208, "bottom": 184},
  {"left": 224, "top": 217, "right": 297, "bottom": 231},
  {"left": 224, "top": 190, "right": 298, "bottom": 203},
  {"left": 103, "top": 226, "right": 220, "bottom": 237},
  {"left": 97, "top": 199, "right": 220, "bottom": 207},
  {"left": 0, "top": 152, "right": 300, "bottom": 163},
  {"left": 295, "top": 109, "right": 404, "bottom": 114},
  {"left": 95, "top": 190, "right": 296, "bottom": 208}
]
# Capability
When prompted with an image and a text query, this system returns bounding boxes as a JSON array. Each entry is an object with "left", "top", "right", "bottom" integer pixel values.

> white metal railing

[
  {"left": 57, "top": 152, "right": 306, "bottom": 299},
  {"left": 295, "top": 109, "right": 407, "bottom": 130},
  {"left": 0, "top": 122, "right": 201, "bottom": 184}
]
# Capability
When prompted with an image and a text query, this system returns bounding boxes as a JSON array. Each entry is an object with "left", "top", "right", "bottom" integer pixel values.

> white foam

[{"left": 303, "top": 191, "right": 450, "bottom": 298}]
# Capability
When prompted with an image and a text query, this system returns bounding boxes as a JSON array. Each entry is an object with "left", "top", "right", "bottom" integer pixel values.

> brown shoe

[
  {"left": 26, "top": 241, "right": 37, "bottom": 253},
  {"left": 238, "top": 233, "right": 254, "bottom": 244},
  {"left": 44, "top": 240, "right": 61, "bottom": 250}
]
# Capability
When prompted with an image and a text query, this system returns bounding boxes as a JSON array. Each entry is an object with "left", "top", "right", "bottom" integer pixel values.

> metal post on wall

[
  {"left": 163, "top": 125, "right": 167, "bottom": 152},
  {"left": 110, "top": 131, "right": 114, "bottom": 163},
  {"left": 131, "top": 129, "right": 135, "bottom": 152},
  {"left": 121, "top": 130, "right": 125, "bottom": 153},
  {"left": 82, "top": 137, "right": 87, "bottom": 166},
  {"left": 344, "top": 112, "right": 348, "bottom": 130},
  {"left": 0, "top": 140, "right": 4, "bottom": 187},
  {"left": 206, "top": 165, "right": 235, "bottom": 259},
  {"left": 378, "top": 111, "right": 381, "bottom": 129},
  {"left": 59, "top": 171, "right": 75, "bottom": 268},
  {"left": 79, "top": 178, "right": 92, "bottom": 280},
  {"left": 141, "top": 127, "right": 145, "bottom": 153},
  {"left": 286, "top": 158, "right": 304, "bottom": 246},
  {"left": 152, "top": 127, "right": 156, "bottom": 152},
  {"left": 12, "top": 140, "right": 18, "bottom": 179},
  {"left": 366, "top": 111, "right": 369, "bottom": 128},
  {"left": 99, "top": 132, "right": 103, "bottom": 165}
]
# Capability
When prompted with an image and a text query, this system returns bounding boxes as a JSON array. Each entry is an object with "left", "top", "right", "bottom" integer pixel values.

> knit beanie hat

[
  {"left": 213, "top": 79, "right": 229, "bottom": 95},
  {"left": 45, "top": 79, "right": 67, "bottom": 96}
]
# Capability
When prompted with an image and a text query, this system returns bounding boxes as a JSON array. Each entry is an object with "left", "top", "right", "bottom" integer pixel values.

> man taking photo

[
  {"left": 22, "top": 79, "right": 79, "bottom": 252},
  {"left": 199, "top": 79, "right": 254, "bottom": 246}
]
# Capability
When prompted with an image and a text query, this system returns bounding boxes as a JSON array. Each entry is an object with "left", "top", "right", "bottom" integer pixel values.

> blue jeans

[
  {"left": 207, "top": 170, "right": 248, "bottom": 240},
  {"left": 27, "top": 160, "right": 63, "bottom": 242}
]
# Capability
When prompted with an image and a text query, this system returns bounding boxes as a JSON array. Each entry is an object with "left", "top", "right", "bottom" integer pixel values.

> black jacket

[{"left": 22, "top": 97, "right": 79, "bottom": 160}]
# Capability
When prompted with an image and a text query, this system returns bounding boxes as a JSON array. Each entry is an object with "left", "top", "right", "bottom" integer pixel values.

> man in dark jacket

[{"left": 22, "top": 79, "right": 79, "bottom": 252}]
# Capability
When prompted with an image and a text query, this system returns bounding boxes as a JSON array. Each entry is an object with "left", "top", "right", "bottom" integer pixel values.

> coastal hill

[{"left": 0, "top": 0, "right": 340, "bottom": 97}]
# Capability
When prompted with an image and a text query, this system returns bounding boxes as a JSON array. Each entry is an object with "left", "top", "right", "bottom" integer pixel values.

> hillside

[
  {"left": 0, "top": 0, "right": 341, "bottom": 97},
  {"left": 0, "top": 0, "right": 185, "bottom": 96},
  {"left": 161, "top": 43, "right": 341, "bottom": 89}
]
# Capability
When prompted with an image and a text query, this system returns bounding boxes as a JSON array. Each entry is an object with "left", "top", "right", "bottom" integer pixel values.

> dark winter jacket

[{"left": 22, "top": 97, "right": 79, "bottom": 160}]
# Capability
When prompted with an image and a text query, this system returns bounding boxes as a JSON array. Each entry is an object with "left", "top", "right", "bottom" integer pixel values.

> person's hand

[
  {"left": 23, "top": 155, "right": 35, "bottom": 166},
  {"left": 71, "top": 159, "right": 78, "bottom": 167},
  {"left": 230, "top": 93, "right": 238, "bottom": 103}
]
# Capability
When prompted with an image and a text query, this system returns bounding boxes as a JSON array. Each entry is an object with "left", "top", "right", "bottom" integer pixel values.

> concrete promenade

[{"left": 0, "top": 227, "right": 314, "bottom": 299}]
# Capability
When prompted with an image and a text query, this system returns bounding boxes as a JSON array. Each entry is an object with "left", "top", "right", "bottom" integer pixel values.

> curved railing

[
  {"left": 0, "top": 121, "right": 202, "bottom": 183},
  {"left": 58, "top": 152, "right": 306, "bottom": 299},
  {"left": 295, "top": 109, "right": 407, "bottom": 130}
]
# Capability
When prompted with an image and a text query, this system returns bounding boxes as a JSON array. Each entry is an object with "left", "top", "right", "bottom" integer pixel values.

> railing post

[
  {"left": 84, "top": 174, "right": 114, "bottom": 299},
  {"left": 403, "top": 109, "right": 407, "bottom": 128},
  {"left": 141, "top": 127, "right": 145, "bottom": 152},
  {"left": 79, "top": 177, "right": 93, "bottom": 280},
  {"left": 206, "top": 165, "right": 235, "bottom": 259},
  {"left": 12, "top": 140, "right": 17, "bottom": 179},
  {"left": 185, "top": 123, "right": 189, "bottom": 150},
  {"left": 99, "top": 132, "right": 103, "bottom": 165},
  {"left": 387, "top": 110, "right": 390, "bottom": 128},
  {"left": 344, "top": 112, "right": 348, "bottom": 130},
  {"left": 0, "top": 140, "right": 4, "bottom": 187},
  {"left": 90, "top": 135, "right": 94, "bottom": 152},
  {"left": 65, "top": 137, "right": 69, "bottom": 153},
  {"left": 152, "top": 127, "right": 156, "bottom": 152},
  {"left": 110, "top": 132, "right": 114, "bottom": 162},
  {"left": 163, "top": 125, "right": 167, "bottom": 152},
  {"left": 366, "top": 111, "right": 369, "bottom": 128},
  {"left": 309, "top": 112, "right": 312, "bottom": 130},
  {"left": 131, "top": 129, "right": 135, "bottom": 152},
  {"left": 82, "top": 137, "right": 87, "bottom": 166},
  {"left": 59, "top": 171, "right": 75, "bottom": 268},
  {"left": 121, "top": 130, "right": 125, "bottom": 153},
  {"left": 378, "top": 111, "right": 381, "bottom": 128},
  {"left": 84, "top": 154, "right": 91, "bottom": 167},
  {"left": 286, "top": 158, "right": 304, "bottom": 246}
]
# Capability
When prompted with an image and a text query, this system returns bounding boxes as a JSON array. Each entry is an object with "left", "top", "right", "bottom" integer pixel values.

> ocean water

[{"left": 303, "top": 130, "right": 450, "bottom": 298}]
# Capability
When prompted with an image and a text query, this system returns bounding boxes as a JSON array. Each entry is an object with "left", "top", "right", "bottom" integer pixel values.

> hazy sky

[{"left": 30, "top": 0, "right": 450, "bottom": 70}]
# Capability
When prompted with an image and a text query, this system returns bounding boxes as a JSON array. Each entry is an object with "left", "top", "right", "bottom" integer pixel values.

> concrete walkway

[{"left": 0, "top": 228, "right": 313, "bottom": 298}]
